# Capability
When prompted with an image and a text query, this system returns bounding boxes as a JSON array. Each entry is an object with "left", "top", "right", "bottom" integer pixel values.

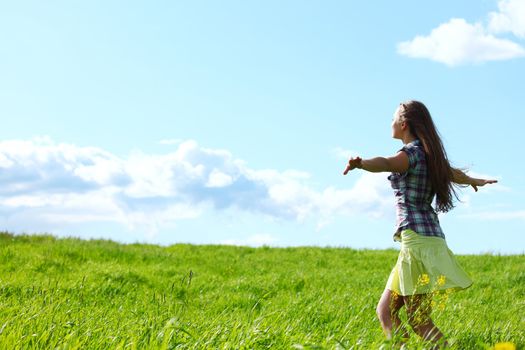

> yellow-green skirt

[{"left": 386, "top": 229, "right": 473, "bottom": 296}]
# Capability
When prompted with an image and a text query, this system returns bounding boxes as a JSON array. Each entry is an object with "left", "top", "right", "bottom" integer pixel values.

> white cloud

[
  {"left": 397, "top": 18, "right": 525, "bottom": 66},
  {"left": 0, "top": 137, "right": 394, "bottom": 238},
  {"left": 398, "top": 1, "right": 525, "bottom": 66},
  {"left": 206, "top": 169, "right": 234, "bottom": 188},
  {"left": 488, "top": 0, "right": 525, "bottom": 38},
  {"left": 316, "top": 172, "right": 394, "bottom": 230}
]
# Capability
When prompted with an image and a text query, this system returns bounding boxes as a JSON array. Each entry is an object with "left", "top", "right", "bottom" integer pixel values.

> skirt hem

[
  {"left": 386, "top": 282, "right": 473, "bottom": 297},
  {"left": 384, "top": 229, "right": 473, "bottom": 296}
]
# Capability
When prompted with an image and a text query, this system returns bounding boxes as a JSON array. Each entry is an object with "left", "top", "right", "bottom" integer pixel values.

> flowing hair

[{"left": 398, "top": 100, "right": 459, "bottom": 213}]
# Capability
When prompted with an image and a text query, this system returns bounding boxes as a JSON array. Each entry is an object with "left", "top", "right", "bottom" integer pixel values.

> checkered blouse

[{"left": 388, "top": 139, "right": 445, "bottom": 241}]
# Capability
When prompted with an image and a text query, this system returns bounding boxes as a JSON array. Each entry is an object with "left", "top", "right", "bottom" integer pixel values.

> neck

[{"left": 402, "top": 133, "right": 417, "bottom": 145}]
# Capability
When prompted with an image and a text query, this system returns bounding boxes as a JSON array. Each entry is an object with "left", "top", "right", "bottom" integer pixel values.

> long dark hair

[{"left": 399, "top": 100, "right": 458, "bottom": 212}]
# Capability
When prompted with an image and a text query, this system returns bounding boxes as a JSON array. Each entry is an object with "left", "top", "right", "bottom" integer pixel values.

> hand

[
  {"left": 471, "top": 178, "right": 498, "bottom": 192},
  {"left": 343, "top": 157, "right": 362, "bottom": 175}
]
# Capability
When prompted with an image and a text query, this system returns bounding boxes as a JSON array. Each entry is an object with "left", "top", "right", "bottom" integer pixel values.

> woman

[{"left": 343, "top": 100, "right": 497, "bottom": 348}]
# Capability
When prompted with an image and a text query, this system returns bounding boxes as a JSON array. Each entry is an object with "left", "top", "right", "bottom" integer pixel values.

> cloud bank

[
  {"left": 397, "top": 0, "right": 525, "bottom": 66},
  {"left": 0, "top": 137, "right": 393, "bottom": 238}
]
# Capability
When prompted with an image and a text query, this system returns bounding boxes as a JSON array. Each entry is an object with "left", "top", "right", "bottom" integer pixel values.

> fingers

[
  {"left": 343, "top": 156, "right": 362, "bottom": 175},
  {"left": 472, "top": 179, "right": 498, "bottom": 191},
  {"left": 343, "top": 158, "right": 354, "bottom": 175},
  {"left": 478, "top": 179, "right": 498, "bottom": 187}
]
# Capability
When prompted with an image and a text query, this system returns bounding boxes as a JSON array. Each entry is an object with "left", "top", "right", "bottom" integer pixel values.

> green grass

[{"left": 0, "top": 231, "right": 523, "bottom": 349}]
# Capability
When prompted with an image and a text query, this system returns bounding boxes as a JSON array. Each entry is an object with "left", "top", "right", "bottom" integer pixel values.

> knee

[{"left": 376, "top": 303, "right": 390, "bottom": 323}]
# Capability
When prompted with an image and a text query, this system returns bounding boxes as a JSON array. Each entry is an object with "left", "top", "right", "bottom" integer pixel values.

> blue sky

[{"left": 0, "top": 1, "right": 524, "bottom": 254}]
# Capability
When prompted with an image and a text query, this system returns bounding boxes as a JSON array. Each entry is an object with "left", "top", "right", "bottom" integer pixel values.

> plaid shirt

[{"left": 388, "top": 139, "right": 445, "bottom": 241}]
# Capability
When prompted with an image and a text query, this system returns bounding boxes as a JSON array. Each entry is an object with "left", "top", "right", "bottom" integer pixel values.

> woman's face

[{"left": 391, "top": 106, "right": 404, "bottom": 139}]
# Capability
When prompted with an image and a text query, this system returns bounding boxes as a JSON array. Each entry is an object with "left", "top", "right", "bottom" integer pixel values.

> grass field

[{"left": 0, "top": 231, "right": 523, "bottom": 349}]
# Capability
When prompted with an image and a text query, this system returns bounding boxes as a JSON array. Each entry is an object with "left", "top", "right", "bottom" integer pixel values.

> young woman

[{"left": 343, "top": 100, "right": 497, "bottom": 348}]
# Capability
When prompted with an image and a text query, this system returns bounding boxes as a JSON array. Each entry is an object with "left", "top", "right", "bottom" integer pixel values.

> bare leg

[
  {"left": 403, "top": 294, "right": 449, "bottom": 348},
  {"left": 376, "top": 289, "right": 409, "bottom": 341}
]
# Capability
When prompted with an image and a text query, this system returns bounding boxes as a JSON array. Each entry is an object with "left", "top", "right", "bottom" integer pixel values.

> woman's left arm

[{"left": 451, "top": 168, "right": 498, "bottom": 191}]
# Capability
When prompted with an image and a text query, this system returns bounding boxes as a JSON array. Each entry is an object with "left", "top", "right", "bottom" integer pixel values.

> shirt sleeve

[{"left": 400, "top": 144, "right": 419, "bottom": 169}]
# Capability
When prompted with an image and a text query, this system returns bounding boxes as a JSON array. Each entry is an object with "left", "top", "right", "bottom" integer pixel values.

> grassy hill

[{"left": 0, "top": 232, "right": 523, "bottom": 349}]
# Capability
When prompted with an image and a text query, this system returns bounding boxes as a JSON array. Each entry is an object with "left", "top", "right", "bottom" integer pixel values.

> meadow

[{"left": 0, "top": 231, "right": 523, "bottom": 349}]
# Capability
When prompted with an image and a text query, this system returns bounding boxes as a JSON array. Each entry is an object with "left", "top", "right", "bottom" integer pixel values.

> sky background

[{"left": 0, "top": 0, "right": 524, "bottom": 254}]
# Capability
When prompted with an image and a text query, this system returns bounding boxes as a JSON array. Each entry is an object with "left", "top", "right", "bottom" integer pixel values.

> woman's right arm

[
  {"left": 451, "top": 168, "right": 498, "bottom": 191},
  {"left": 343, "top": 152, "right": 409, "bottom": 175}
]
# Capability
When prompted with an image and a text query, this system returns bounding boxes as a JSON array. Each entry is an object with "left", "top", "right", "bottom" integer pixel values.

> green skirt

[{"left": 386, "top": 229, "right": 473, "bottom": 296}]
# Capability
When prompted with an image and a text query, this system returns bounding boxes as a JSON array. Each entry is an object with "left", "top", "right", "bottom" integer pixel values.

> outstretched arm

[
  {"left": 343, "top": 151, "right": 409, "bottom": 175},
  {"left": 451, "top": 168, "right": 498, "bottom": 192}
]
